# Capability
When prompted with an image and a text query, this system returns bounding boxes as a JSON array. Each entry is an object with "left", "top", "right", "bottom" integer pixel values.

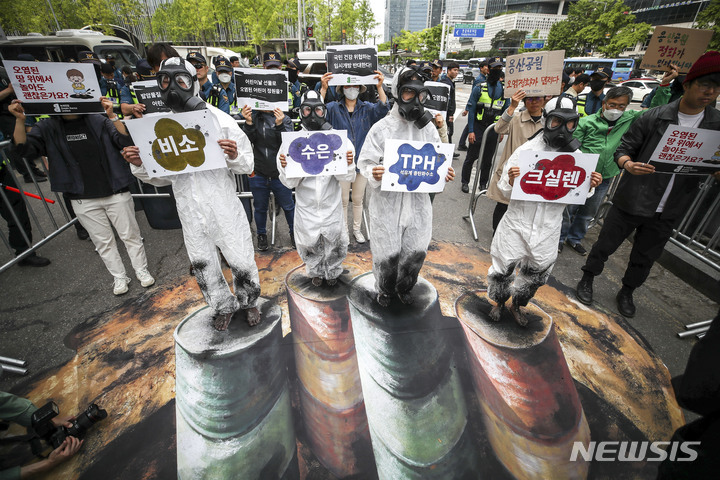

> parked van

[{"left": 171, "top": 45, "right": 248, "bottom": 69}]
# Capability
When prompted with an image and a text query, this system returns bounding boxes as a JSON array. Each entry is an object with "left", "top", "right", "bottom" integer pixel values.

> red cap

[{"left": 684, "top": 51, "right": 720, "bottom": 84}]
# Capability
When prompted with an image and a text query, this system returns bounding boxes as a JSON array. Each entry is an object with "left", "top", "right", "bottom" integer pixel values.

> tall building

[
  {"left": 384, "top": 0, "right": 446, "bottom": 42},
  {"left": 464, "top": 12, "right": 566, "bottom": 51},
  {"left": 625, "top": 0, "right": 711, "bottom": 26},
  {"left": 485, "top": 0, "right": 569, "bottom": 17}
]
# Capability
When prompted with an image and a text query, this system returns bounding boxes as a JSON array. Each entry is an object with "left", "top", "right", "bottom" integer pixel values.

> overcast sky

[{"left": 370, "top": 0, "right": 386, "bottom": 43}]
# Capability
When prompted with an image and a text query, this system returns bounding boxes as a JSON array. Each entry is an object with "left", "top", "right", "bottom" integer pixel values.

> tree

[
  {"left": 356, "top": 0, "right": 378, "bottom": 44},
  {"left": 491, "top": 29, "right": 528, "bottom": 54},
  {"left": 695, "top": 0, "right": 720, "bottom": 50}
]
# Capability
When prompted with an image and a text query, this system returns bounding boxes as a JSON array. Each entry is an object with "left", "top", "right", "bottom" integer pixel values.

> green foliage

[
  {"left": 305, "top": 0, "right": 378, "bottom": 46},
  {"left": 389, "top": 25, "right": 443, "bottom": 59},
  {"left": 491, "top": 29, "right": 528, "bottom": 52},
  {"left": 695, "top": 0, "right": 720, "bottom": 50}
]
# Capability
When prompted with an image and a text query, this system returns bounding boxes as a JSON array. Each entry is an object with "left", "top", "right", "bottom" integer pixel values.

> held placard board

[
  {"left": 124, "top": 110, "right": 227, "bottom": 178},
  {"left": 279, "top": 130, "right": 351, "bottom": 178},
  {"left": 4, "top": 60, "right": 104, "bottom": 115},
  {"left": 504, "top": 50, "right": 565, "bottom": 97},
  {"left": 235, "top": 68, "right": 289, "bottom": 111},
  {"left": 381, "top": 139, "right": 453, "bottom": 193},
  {"left": 424, "top": 81, "right": 451, "bottom": 120},
  {"left": 326, "top": 45, "right": 378, "bottom": 86},
  {"left": 510, "top": 150, "right": 599, "bottom": 205},
  {"left": 640, "top": 26, "right": 713, "bottom": 74},
  {"left": 648, "top": 125, "right": 720, "bottom": 175},
  {"left": 130, "top": 80, "right": 171, "bottom": 115}
]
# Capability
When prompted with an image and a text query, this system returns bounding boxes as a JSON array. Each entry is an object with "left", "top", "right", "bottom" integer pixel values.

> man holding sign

[{"left": 577, "top": 51, "right": 720, "bottom": 318}]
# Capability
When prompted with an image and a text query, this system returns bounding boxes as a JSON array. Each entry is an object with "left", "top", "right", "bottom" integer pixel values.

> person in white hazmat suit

[
  {"left": 277, "top": 91, "right": 356, "bottom": 286},
  {"left": 358, "top": 67, "right": 455, "bottom": 307},
  {"left": 122, "top": 57, "right": 261, "bottom": 330},
  {"left": 488, "top": 107, "right": 601, "bottom": 326}
]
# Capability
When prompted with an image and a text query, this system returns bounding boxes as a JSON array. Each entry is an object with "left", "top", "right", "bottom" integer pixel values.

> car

[
  {"left": 463, "top": 69, "right": 474, "bottom": 84},
  {"left": 618, "top": 78, "right": 661, "bottom": 103}
]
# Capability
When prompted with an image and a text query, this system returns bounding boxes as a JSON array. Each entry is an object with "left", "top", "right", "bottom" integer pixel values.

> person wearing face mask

[
  {"left": 319, "top": 68, "right": 388, "bottom": 244},
  {"left": 286, "top": 57, "right": 306, "bottom": 109},
  {"left": 212, "top": 57, "right": 237, "bottom": 115},
  {"left": 120, "top": 59, "right": 155, "bottom": 119},
  {"left": 577, "top": 67, "right": 612, "bottom": 117},
  {"left": 277, "top": 91, "right": 356, "bottom": 286},
  {"left": 487, "top": 107, "right": 602, "bottom": 326},
  {"left": 122, "top": 56, "right": 262, "bottom": 330},
  {"left": 104, "top": 55, "right": 125, "bottom": 88},
  {"left": 187, "top": 52, "right": 230, "bottom": 114},
  {"left": 559, "top": 86, "right": 644, "bottom": 255},
  {"left": 357, "top": 67, "right": 456, "bottom": 307}
]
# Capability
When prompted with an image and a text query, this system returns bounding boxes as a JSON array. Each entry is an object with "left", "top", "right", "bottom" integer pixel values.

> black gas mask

[
  {"left": 299, "top": 92, "right": 330, "bottom": 131},
  {"left": 543, "top": 108, "right": 581, "bottom": 152},
  {"left": 396, "top": 70, "right": 433, "bottom": 129},
  {"left": 157, "top": 62, "right": 205, "bottom": 112}
]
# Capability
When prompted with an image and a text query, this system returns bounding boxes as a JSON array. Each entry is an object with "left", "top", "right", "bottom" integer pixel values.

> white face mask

[
  {"left": 603, "top": 109, "right": 623, "bottom": 121},
  {"left": 344, "top": 87, "right": 360, "bottom": 100},
  {"left": 218, "top": 73, "right": 232, "bottom": 84}
]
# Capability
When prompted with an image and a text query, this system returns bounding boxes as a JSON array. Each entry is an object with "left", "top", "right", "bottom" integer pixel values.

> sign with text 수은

[
  {"left": 511, "top": 150, "right": 599, "bottom": 205},
  {"left": 453, "top": 23, "right": 485, "bottom": 38},
  {"left": 280, "top": 130, "right": 350, "bottom": 179},
  {"left": 649, "top": 125, "right": 720, "bottom": 175},
  {"left": 4, "top": 60, "right": 104, "bottom": 115},
  {"left": 424, "top": 81, "right": 451, "bottom": 120},
  {"left": 504, "top": 50, "right": 565, "bottom": 97},
  {"left": 129, "top": 80, "right": 171, "bottom": 115},
  {"left": 326, "top": 45, "right": 378, "bottom": 86},
  {"left": 381, "top": 139, "right": 453, "bottom": 193},
  {"left": 234, "top": 68, "right": 289, "bottom": 111},
  {"left": 124, "top": 110, "right": 226, "bottom": 178},
  {"left": 640, "top": 26, "right": 713, "bottom": 74}
]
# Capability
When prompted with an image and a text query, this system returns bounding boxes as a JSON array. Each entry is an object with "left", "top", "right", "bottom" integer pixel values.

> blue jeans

[
  {"left": 248, "top": 174, "right": 294, "bottom": 235},
  {"left": 561, "top": 178, "right": 611, "bottom": 245}
]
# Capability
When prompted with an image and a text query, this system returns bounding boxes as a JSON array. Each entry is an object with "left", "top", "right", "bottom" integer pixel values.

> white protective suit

[
  {"left": 358, "top": 69, "right": 442, "bottom": 298},
  {"left": 277, "top": 129, "right": 356, "bottom": 280},
  {"left": 488, "top": 134, "right": 591, "bottom": 307},
  {"left": 131, "top": 103, "right": 260, "bottom": 316}
]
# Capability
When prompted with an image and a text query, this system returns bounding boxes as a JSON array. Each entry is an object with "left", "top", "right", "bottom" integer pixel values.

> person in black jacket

[{"left": 575, "top": 51, "right": 720, "bottom": 317}]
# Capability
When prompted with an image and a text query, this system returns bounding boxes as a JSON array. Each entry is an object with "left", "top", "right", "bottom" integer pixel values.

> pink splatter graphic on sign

[{"left": 520, "top": 154, "right": 586, "bottom": 201}]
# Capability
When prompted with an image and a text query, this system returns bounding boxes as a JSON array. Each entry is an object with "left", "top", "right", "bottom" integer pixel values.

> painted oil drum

[
  {"left": 455, "top": 290, "right": 591, "bottom": 480},
  {"left": 348, "top": 273, "right": 480, "bottom": 479},
  {"left": 175, "top": 299, "right": 298, "bottom": 479},
  {"left": 286, "top": 265, "right": 373, "bottom": 478}
]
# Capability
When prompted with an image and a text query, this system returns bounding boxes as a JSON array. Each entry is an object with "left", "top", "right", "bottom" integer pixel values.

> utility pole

[{"left": 297, "top": 0, "right": 303, "bottom": 52}]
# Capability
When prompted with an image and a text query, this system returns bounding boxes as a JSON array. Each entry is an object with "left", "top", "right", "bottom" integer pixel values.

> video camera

[{"left": 31, "top": 401, "right": 107, "bottom": 451}]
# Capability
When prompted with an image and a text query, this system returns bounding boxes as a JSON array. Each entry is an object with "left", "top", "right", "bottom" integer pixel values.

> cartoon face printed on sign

[
  {"left": 67, "top": 69, "right": 92, "bottom": 98},
  {"left": 389, "top": 143, "right": 447, "bottom": 191},
  {"left": 150, "top": 118, "right": 206, "bottom": 171},
  {"left": 520, "top": 154, "right": 587, "bottom": 200},
  {"left": 288, "top": 132, "right": 344, "bottom": 175}
]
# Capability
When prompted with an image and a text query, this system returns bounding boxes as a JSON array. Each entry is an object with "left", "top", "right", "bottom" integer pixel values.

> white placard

[
  {"left": 124, "top": 110, "right": 227, "bottom": 178},
  {"left": 510, "top": 150, "right": 599, "bottom": 205},
  {"left": 381, "top": 139, "right": 453, "bottom": 193},
  {"left": 280, "top": 130, "right": 351, "bottom": 178},
  {"left": 424, "top": 81, "right": 451, "bottom": 120},
  {"left": 327, "top": 45, "right": 379, "bottom": 86},
  {"left": 648, "top": 125, "right": 720, "bottom": 175},
  {"left": 234, "top": 68, "right": 289, "bottom": 111},
  {"left": 4, "top": 60, "right": 103, "bottom": 115},
  {"left": 504, "top": 50, "right": 565, "bottom": 97}
]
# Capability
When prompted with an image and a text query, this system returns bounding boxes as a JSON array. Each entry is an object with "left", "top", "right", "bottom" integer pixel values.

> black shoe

[
  {"left": 566, "top": 240, "right": 587, "bottom": 256},
  {"left": 458, "top": 144, "right": 468, "bottom": 151},
  {"left": 576, "top": 276, "right": 593, "bottom": 305},
  {"left": 76, "top": 227, "right": 90, "bottom": 240},
  {"left": 616, "top": 289, "right": 636, "bottom": 318},
  {"left": 18, "top": 253, "right": 51, "bottom": 267},
  {"left": 257, "top": 234, "right": 268, "bottom": 251},
  {"left": 23, "top": 173, "right": 47, "bottom": 183},
  {"left": 453, "top": 152, "right": 460, "bottom": 158},
  {"left": 558, "top": 242, "right": 564, "bottom": 253},
  {"left": 461, "top": 183, "right": 469, "bottom": 193},
  {"left": 31, "top": 166, "right": 47, "bottom": 178},
  {"left": 290, "top": 232, "right": 296, "bottom": 249}
]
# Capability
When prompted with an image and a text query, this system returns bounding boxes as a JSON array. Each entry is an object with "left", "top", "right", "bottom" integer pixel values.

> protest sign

[
  {"left": 504, "top": 50, "right": 565, "bottom": 97},
  {"left": 129, "top": 80, "right": 171, "bottom": 115},
  {"left": 424, "top": 81, "right": 451, "bottom": 120},
  {"left": 235, "top": 68, "right": 289, "bottom": 111},
  {"left": 640, "top": 26, "right": 713, "bottom": 74},
  {"left": 511, "top": 150, "right": 599, "bottom": 205},
  {"left": 124, "top": 110, "right": 226, "bottom": 178},
  {"left": 648, "top": 125, "right": 720, "bottom": 175},
  {"left": 279, "top": 130, "right": 351, "bottom": 178},
  {"left": 4, "top": 60, "right": 103, "bottom": 115},
  {"left": 381, "top": 139, "right": 453, "bottom": 193},
  {"left": 326, "top": 45, "right": 378, "bottom": 86}
]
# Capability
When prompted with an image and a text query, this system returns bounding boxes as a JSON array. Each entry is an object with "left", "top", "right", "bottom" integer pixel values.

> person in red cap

[{"left": 576, "top": 51, "right": 720, "bottom": 318}]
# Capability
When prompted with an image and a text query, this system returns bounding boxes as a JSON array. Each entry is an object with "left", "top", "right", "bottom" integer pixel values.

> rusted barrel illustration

[
  {"left": 455, "top": 290, "right": 591, "bottom": 480},
  {"left": 348, "top": 273, "right": 480, "bottom": 479},
  {"left": 175, "top": 299, "right": 298, "bottom": 479},
  {"left": 285, "top": 265, "right": 374, "bottom": 478}
]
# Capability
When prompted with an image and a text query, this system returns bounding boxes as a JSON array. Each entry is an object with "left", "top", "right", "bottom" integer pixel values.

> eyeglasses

[
  {"left": 604, "top": 101, "right": 628, "bottom": 110},
  {"left": 694, "top": 81, "right": 720, "bottom": 93}
]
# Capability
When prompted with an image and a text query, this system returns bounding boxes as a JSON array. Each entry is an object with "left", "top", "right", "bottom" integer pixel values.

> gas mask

[
  {"left": 157, "top": 58, "right": 205, "bottom": 112},
  {"left": 217, "top": 72, "right": 232, "bottom": 84},
  {"left": 395, "top": 69, "right": 433, "bottom": 129},
  {"left": 299, "top": 91, "right": 330, "bottom": 131},
  {"left": 543, "top": 108, "right": 581, "bottom": 152}
]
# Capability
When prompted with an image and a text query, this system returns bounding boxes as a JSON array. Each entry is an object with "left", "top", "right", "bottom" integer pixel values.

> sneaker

[
  {"left": 353, "top": 230, "right": 366, "bottom": 244},
  {"left": 136, "top": 268, "right": 155, "bottom": 287},
  {"left": 558, "top": 242, "right": 564, "bottom": 253},
  {"left": 458, "top": 144, "right": 468, "bottom": 151},
  {"left": 17, "top": 253, "right": 51, "bottom": 267},
  {"left": 461, "top": 183, "right": 469, "bottom": 193},
  {"left": 257, "top": 234, "right": 268, "bottom": 251},
  {"left": 113, "top": 276, "right": 130, "bottom": 295},
  {"left": 566, "top": 240, "right": 587, "bottom": 256}
]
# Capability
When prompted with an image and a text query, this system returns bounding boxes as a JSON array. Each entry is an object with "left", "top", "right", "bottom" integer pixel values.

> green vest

[{"left": 475, "top": 84, "right": 504, "bottom": 122}]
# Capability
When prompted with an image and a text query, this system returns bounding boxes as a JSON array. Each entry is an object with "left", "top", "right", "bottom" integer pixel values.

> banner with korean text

[
  {"left": 279, "top": 130, "right": 351, "bottom": 178},
  {"left": 640, "top": 26, "right": 713, "bottom": 74},
  {"left": 648, "top": 126, "right": 720, "bottom": 175},
  {"left": 424, "top": 81, "right": 451, "bottom": 120},
  {"left": 381, "top": 139, "right": 453, "bottom": 193},
  {"left": 504, "top": 50, "right": 565, "bottom": 97},
  {"left": 130, "top": 80, "right": 171, "bottom": 115},
  {"left": 234, "top": 68, "right": 289, "bottom": 111},
  {"left": 326, "top": 45, "right": 378, "bottom": 86}
]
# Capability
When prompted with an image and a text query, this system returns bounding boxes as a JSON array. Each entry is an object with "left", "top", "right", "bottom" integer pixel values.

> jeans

[
  {"left": 248, "top": 174, "right": 294, "bottom": 235},
  {"left": 462, "top": 120, "right": 497, "bottom": 186},
  {"left": 561, "top": 178, "right": 611, "bottom": 245}
]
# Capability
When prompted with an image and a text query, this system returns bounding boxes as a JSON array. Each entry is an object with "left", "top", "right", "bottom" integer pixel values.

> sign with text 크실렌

[
  {"left": 124, "top": 110, "right": 226, "bottom": 178},
  {"left": 4, "top": 60, "right": 104, "bottom": 115},
  {"left": 640, "top": 26, "right": 713, "bottom": 74},
  {"left": 504, "top": 50, "right": 565, "bottom": 97},
  {"left": 648, "top": 125, "right": 720, "bottom": 175},
  {"left": 381, "top": 139, "right": 453, "bottom": 193},
  {"left": 424, "top": 81, "right": 451, "bottom": 121},
  {"left": 234, "top": 68, "right": 289, "bottom": 111},
  {"left": 511, "top": 150, "right": 599, "bottom": 205},
  {"left": 129, "top": 80, "right": 171, "bottom": 115},
  {"left": 280, "top": 130, "right": 351, "bottom": 179},
  {"left": 326, "top": 45, "right": 378, "bottom": 86}
]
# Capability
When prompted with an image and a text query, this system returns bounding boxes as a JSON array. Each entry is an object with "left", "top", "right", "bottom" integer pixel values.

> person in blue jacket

[{"left": 187, "top": 52, "right": 230, "bottom": 114}]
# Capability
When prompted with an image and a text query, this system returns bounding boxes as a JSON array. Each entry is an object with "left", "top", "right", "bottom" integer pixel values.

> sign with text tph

[
  {"left": 280, "top": 130, "right": 351, "bottom": 178},
  {"left": 504, "top": 50, "right": 565, "bottom": 97},
  {"left": 234, "top": 68, "right": 289, "bottom": 111},
  {"left": 381, "top": 139, "right": 453, "bottom": 193},
  {"left": 641, "top": 26, "right": 713, "bottom": 74},
  {"left": 649, "top": 126, "right": 720, "bottom": 175},
  {"left": 326, "top": 45, "right": 378, "bottom": 86}
]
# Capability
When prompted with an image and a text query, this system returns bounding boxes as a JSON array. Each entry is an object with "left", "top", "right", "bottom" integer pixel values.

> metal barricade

[{"left": 462, "top": 123, "right": 502, "bottom": 241}]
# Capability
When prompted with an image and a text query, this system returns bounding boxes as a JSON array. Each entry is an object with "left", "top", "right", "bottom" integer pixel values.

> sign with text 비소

[
  {"left": 424, "top": 81, "right": 450, "bottom": 121},
  {"left": 381, "top": 139, "right": 453, "bottom": 193},
  {"left": 129, "top": 80, "right": 171, "bottom": 115},
  {"left": 124, "top": 110, "right": 227, "bottom": 178},
  {"left": 453, "top": 23, "right": 485, "bottom": 38},
  {"left": 234, "top": 68, "right": 289, "bottom": 111},
  {"left": 511, "top": 150, "right": 599, "bottom": 205},
  {"left": 648, "top": 125, "right": 720, "bottom": 175},
  {"left": 326, "top": 45, "right": 378, "bottom": 86},
  {"left": 640, "top": 26, "right": 713, "bottom": 74},
  {"left": 504, "top": 50, "right": 565, "bottom": 97},
  {"left": 280, "top": 130, "right": 351, "bottom": 179},
  {"left": 4, "top": 60, "right": 104, "bottom": 115}
]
